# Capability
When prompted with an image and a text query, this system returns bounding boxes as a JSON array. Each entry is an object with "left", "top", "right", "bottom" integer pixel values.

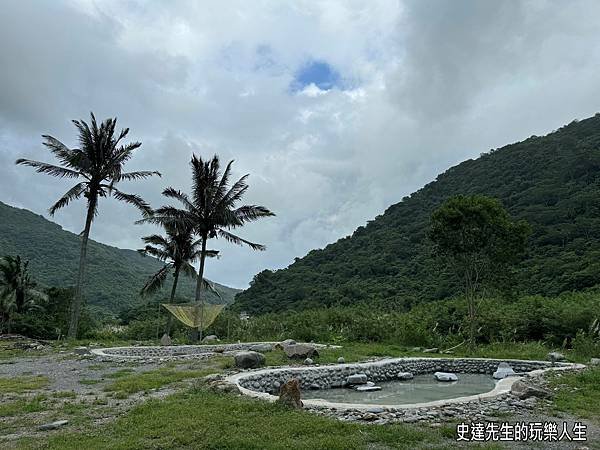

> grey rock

[
  {"left": 38, "top": 420, "right": 68, "bottom": 431},
  {"left": 434, "top": 372, "right": 458, "bottom": 382},
  {"left": 510, "top": 380, "right": 553, "bottom": 399},
  {"left": 397, "top": 372, "right": 414, "bottom": 380},
  {"left": 284, "top": 344, "right": 318, "bottom": 359},
  {"left": 590, "top": 358, "right": 600, "bottom": 366},
  {"left": 547, "top": 352, "right": 565, "bottom": 362},
  {"left": 249, "top": 343, "right": 273, "bottom": 353},
  {"left": 304, "top": 358, "right": 314, "bottom": 365},
  {"left": 346, "top": 373, "right": 368, "bottom": 385},
  {"left": 337, "top": 357, "right": 345, "bottom": 364},
  {"left": 73, "top": 347, "right": 90, "bottom": 355},
  {"left": 160, "top": 334, "right": 172, "bottom": 346},
  {"left": 309, "top": 383, "right": 320, "bottom": 390},
  {"left": 367, "top": 407, "right": 385, "bottom": 414},
  {"left": 234, "top": 351, "right": 266, "bottom": 369},
  {"left": 202, "top": 335, "right": 219, "bottom": 343}
]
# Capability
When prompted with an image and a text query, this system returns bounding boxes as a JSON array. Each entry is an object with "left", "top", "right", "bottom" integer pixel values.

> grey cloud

[{"left": 1, "top": 0, "right": 600, "bottom": 288}]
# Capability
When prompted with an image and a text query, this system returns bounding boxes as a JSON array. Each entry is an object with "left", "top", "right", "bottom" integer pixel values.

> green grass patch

[
  {"left": 0, "top": 395, "right": 47, "bottom": 417},
  {"left": 103, "top": 368, "right": 136, "bottom": 379},
  {"left": 0, "top": 375, "right": 49, "bottom": 393},
  {"left": 550, "top": 367, "right": 600, "bottom": 420},
  {"left": 53, "top": 391, "right": 77, "bottom": 399},
  {"left": 103, "top": 368, "right": 218, "bottom": 395},
  {"left": 33, "top": 388, "right": 448, "bottom": 450},
  {"left": 79, "top": 378, "right": 102, "bottom": 385}
]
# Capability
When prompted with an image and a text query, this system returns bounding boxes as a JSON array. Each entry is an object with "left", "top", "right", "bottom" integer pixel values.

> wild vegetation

[
  {"left": 235, "top": 114, "right": 600, "bottom": 314},
  {"left": 0, "top": 200, "right": 239, "bottom": 321}
]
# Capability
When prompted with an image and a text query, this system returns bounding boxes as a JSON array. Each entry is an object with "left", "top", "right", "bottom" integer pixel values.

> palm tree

[
  {"left": 0, "top": 255, "right": 47, "bottom": 333},
  {"left": 138, "top": 220, "right": 219, "bottom": 337},
  {"left": 139, "top": 154, "right": 274, "bottom": 340},
  {"left": 15, "top": 113, "right": 160, "bottom": 338}
]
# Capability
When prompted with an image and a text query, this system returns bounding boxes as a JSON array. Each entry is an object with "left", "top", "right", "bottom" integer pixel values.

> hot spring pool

[{"left": 302, "top": 373, "right": 497, "bottom": 405}]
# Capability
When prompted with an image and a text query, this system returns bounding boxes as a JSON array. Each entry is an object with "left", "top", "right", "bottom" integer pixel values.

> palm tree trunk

[
  {"left": 165, "top": 265, "right": 180, "bottom": 336},
  {"left": 193, "top": 236, "right": 208, "bottom": 342},
  {"left": 67, "top": 200, "right": 95, "bottom": 339}
]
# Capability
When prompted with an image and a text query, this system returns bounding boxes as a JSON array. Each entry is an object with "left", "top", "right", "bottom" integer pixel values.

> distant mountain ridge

[
  {"left": 235, "top": 114, "right": 600, "bottom": 314},
  {"left": 0, "top": 201, "right": 240, "bottom": 319}
]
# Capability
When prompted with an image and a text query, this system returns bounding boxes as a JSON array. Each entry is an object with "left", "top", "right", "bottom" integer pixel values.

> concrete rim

[{"left": 226, "top": 357, "right": 586, "bottom": 411}]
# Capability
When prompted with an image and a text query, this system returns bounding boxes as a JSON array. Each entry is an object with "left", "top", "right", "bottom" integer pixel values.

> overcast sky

[{"left": 1, "top": 1, "right": 600, "bottom": 288}]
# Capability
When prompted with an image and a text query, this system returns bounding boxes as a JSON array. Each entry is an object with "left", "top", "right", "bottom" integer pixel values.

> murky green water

[{"left": 302, "top": 373, "right": 497, "bottom": 405}]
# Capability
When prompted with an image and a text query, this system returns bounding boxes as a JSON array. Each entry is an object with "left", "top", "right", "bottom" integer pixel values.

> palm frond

[
  {"left": 15, "top": 159, "right": 82, "bottom": 179},
  {"left": 217, "top": 229, "right": 266, "bottom": 251},
  {"left": 138, "top": 245, "right": 171, "bottom": 261},
  {"left": 110, "top": 188, "right": 153, "bottom": 216},
  {"left": 235, "top": 205, "right": 275, "bottom": 223},
  {"left": 49, "top": 182, "right": 87, "bottom": 215},
  {"left": 116, "top": 171, "right": 161, "bottom": 182},
  {"left": 140, "top": 264, "right": 172, "bottom": 297}
]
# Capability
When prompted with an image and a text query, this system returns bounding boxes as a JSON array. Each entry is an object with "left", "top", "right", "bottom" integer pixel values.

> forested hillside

[
  {"left": 235, "top": 114, "right": 600, "bottom": 314},
  {"left": 0, "top": 201, "right": 239, "bottom": 318}
]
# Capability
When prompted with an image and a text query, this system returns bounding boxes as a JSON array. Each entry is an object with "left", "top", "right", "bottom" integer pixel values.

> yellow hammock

[{"left": 162, "top": 303, "right": 224, "bottom": 330}]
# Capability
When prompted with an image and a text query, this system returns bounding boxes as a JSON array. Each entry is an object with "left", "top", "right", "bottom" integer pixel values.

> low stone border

[
  {"left": 226, "top": 357, "right": 585, "bottom": 412},
  {"left": 90, "top": 342, "right": 337, "bottom": 361}
]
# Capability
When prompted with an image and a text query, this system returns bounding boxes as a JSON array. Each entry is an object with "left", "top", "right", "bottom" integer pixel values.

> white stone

[
  {"left": 434, "top": 372, "right": 458, "bottom": 382},
  {"left": 397, "top": 372, "right": 414, "bottom": 380},
  {"left": 493, "top": 363, "right": 516, "bottom": 379},
  {"left": 355, "top": 385, "right": 382, "bottom": 392}
]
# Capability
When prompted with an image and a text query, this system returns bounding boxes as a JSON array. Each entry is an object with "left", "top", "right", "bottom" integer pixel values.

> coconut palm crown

[
  {"left": 138, "top": 154, "right": 274, "bottom": 339},
  {"left": 15, "top": 113, "right": 160, "bottom": 338},
  {"left": 138, "top": 220, "right": 220, "bottom": 336}
]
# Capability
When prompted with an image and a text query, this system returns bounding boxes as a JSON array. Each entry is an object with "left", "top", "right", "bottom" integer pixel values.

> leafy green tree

[
  {"left": 138, "top": 220, "right": 219, "bottom": 337},
  {"left": 140, "top": 154, "right": 274, "bottom": 340},
  {"left": 429, "top": 195, "right": 530, "bottom": 346},
  {"left": 0, "top": 255, "right": 47, "bottom": 333},
  {"left": 15, "top": 113, "right": 160, "bottom": 338}
]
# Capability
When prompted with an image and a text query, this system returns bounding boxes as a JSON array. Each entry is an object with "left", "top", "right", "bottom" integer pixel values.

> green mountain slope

[
  {"left": 0, "top": 201, "right": 240, "bottom": 318},
  {"left": 235, "top": 114, "right": 600, "bottom": 314}
]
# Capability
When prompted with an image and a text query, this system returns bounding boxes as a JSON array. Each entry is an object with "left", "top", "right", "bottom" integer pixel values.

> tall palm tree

[
  {"left": 0, "top": 255, "right": 47, "bottom": 333},
  {"left": 15, "top": 113, "right": 160, "bottom": 338},
  {"left": 139, "top": 154, "right": 274, "bottom": 340},
  {"left": 138, "top": 220, "right": 219, "bottom": 336}
]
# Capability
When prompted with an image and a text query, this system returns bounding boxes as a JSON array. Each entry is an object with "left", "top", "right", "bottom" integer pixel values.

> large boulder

[
  {"left": 73, "top": 346, "right": 90, "bottom": 355},
  {"left": 277, "top": 378, "right": 303, "bottom": 408},
  {"left": 233, "top": 351, "right": 266, "bottom": 369},
  {"left": 202, "top": 335, "right": 219, "bottom": 344},
  {"left": 249, "top": 343, "right": 273, "bottom": 353},
  {"left": 590, "top": 358, "right": 600, "bottom": 366},
  {"left": 510, "top": 379, "right": 553, "bottom": 399},
  {"left": 434, "top": 372, "right": 458, "bottom": 382},
  {"left": 283, "top": 344, "right": 318, "bottom": 359},
  {"left": 493, "top": 362, "right": 516, "bottom": 380}
]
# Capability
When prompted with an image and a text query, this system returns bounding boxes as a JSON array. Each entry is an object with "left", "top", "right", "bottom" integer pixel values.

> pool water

[{"left": 302, "top": 373, "right": 497, "bottom": 405}]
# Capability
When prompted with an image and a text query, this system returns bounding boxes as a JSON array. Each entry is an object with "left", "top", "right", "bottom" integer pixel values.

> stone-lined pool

[{"left": 303, "top": 373, "right": 497, "bottom": 405}]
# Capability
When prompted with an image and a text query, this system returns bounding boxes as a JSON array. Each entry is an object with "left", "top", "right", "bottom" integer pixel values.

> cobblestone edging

[
  {"left": 226, "top": 357, "right": 585, "bottom": 421},
  {"left": 90, "top": 342, "right": 336, "bottom": 361}
]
